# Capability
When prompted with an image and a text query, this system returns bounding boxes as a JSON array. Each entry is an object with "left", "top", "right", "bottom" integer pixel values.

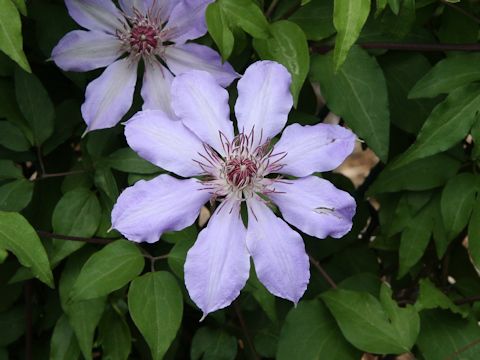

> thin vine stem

[{"left": 308, "top": 255, "right": 337, "bottom": 289}]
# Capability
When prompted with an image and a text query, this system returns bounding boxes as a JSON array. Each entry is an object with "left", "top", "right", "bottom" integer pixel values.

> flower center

[
  {"left": 129, "top": 24, "right": 158, "bottom": 53},
  {"left": 225, "top": 157, "right": 258, "bottom": 189}
]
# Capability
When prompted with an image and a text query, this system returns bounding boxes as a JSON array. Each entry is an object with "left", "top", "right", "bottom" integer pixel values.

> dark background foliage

[{"left": 1, "top": 0, "right": 480, "bottom": 359}]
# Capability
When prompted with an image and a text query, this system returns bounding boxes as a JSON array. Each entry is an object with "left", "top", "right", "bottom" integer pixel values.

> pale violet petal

[
  {"left": 119, "top": 0, "right": 151, "bottom": 15},
  {"left": 164, "top": 0, "right": 213, "bottom": 44},
  {"left": 269, "top": 176, "right": 356, "bottom": 239},
  {"left": 171, "top": 70, "right": 234, "bottom": 154},
  {"left": 164, "top": 43, "right": 238, "bottom": 87},
  {"left": 119, "top": 0, "right": 176, "bottom": 20},
  {"left": 81, "top": 58, "right": 138, "bottom": 132},
  {"left": 51, "top": 30, "right": 123, "bottom": 72},
  {"left": 246, "top": 197, "right": 309, "bottom": 304},
  {"left": 235, "top": 61, "right": 293, "bottom": 146},
  {"left": 125, "top": 110, "right": 205, "bottom": 177},
  {"left": 65, "top": 0, "right": 126, "bottom": 34},
  {"left": 112, "top": 175, "right": 210, "bottom": 243},
  {"left": 274, "top": 123, "right": 356, "bottom": 177},
  {"left": 185, "top": 201, "right": 250, "bottom": 318},
  {"left": 141, "top": 60, "right": 175, "bottom": 117}
]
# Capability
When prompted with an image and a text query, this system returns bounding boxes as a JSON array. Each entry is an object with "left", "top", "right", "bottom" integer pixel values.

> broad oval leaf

[
  {"left": 253, "top": 20, "right": 309, "bottom": 106},
  {"left": 14, "top": 68, "right": 55, "bottom": 145},
  {"left": 0, "top": 211, "right": 53, "bottom": 287},
  {"left": 410, "top": 53, "right": 480, "bottom": 99},
  {"left": 0, "top": 120, "right": 31, "bottom": 151},
  {"left": 220, "top": 0, "right": 270, "bottom": 39},
  {"left": 0, "top": 179, "right": 33, "bottom": 212},
  {"left": 290, "top": 0, "right": 335, "bottom": 41},
  {"left": 107, "top": 147, "right": 161, "bottom": 174},
  {"left": 50, "top": 315, "right": 81, "bottom": 360},
  {"left": 70, "top": 240, "right": 144, "bottom": 301},
  {"left": 0, "top": 0, "right": 30, "bottom": 72},
  {"left": 50, "top": 188, "right": 101, "bottom": 265},
  {"left": 0, "top": 160, "right": 22, "bottom": 180},
  {"left": 277, "top": 299, "right": 360, "bottom": 360},
  {"left": 128, "top": 271, "right": 183, "bottom": 360},
  {"left": 206, "top": 2, "right": 234, "bottom": 60},
  {"left": 311, "top": 46, "right": 390, "bottom": 161},
  {"left": 441, "top": 173, "right": 478, "bottom": 241},
  {"left": 333, "top": 0, "right": 371, "bottom": 70},
  {"left": 191, "top": 327, "right": 238, "bottom": 360}
]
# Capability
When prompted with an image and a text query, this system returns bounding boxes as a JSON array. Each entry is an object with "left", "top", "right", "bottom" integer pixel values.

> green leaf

[
  {"left": 220, "top": 0, "right": 270, "bottom": 39},
  {"left": 99, "top": 308, "right": 131, "bottom": 360},
  {"left": 388, "top": 0, "right": 401, "bottom": 14},
  {"left": 333, "top": 0, "right": 371, "bottom": 70},
  {"left": 70, "top": 240, "right": 144, "bottom": 301},
  {"left": 253, "top": 20, "right": 309, "bottom": 106},
  {"left": 468, "top": 198, "right": 480, "bottom": 270},
  {"left": 59, "top": 250, "right": 106, "bottom": 360},
  {"left": 167, "top": 234, "right": 195, "bottom": 279},
  {"left": 398, "top": 199, "right": 434, "bottom": 277},
  {"left": 0, "top": 160, "right": 22, "bottom": 180},
  {"left": 441, "top": 173, "right": 478, "bottom": 241},
  {"left": 321, "top": 284, "right": 419, "bottom": 354},
  {"left": 311, "top": 46, "right": 390, "bottom": 161},
  {"left": 128, "top": 272, "right": 183, "bottom": 360},
  {"left": 14, "top": 68, "right": 55, "bottom": 145},
  {"left": 391, "top": 84, "right": 480, "bottom": 168},
  {"left": 0, "top": 120, "right": 31, "bottom": 151},
  {"left": 50, "top": 315, "right": 81, "bottom": 360},
  {"left": 380, "top": 53, "right": 439, "bottom": 134},
  {"left": 206, "top": 2, "right": 234, "bottom": 60},
  {"left": 290, "top": 0, "right": 335, "bottom": 40},
  {"left": 191, "top": 327, "right": 238, "bottom": 360},
  {"left": 94, "top": 166, "right": 119, "bottom": 202},
  {"left": 244, "top": 268, "right": 277, "bottom": 322},
  {"left": 415, "top": 278, "right": 467, "bottom": 317},
  {"left": 0, "top": 306, "right": 25, "bottom": 346},
  {"left": 11, "top": 0, "right": 26, "bottom": 16},
  {"left": 277, "top": 300, "right": 360, "bottom": 360},
  {"left": 368, "top": 153, "right": 461, "bottom": 194},
  {"left": 50, "top": 188, "right": 101, "bottom": 265},
  {"left": 0, "top": 212, "right": 53, "bottom": 287},
  {"left": 0, "top": 179, "right": 33, "bottom": 211},
  {"left": 107, "top": 148, "right": 161, "bottom": 174},
  {"left": 0, "top": 0, "right": 30, "bottom": 72},
  {"left": 410, "top": 54, "right": 480, "bottom": 99},
  {"left": 417, "top": 310, "right": 480, "bottom": 360}
]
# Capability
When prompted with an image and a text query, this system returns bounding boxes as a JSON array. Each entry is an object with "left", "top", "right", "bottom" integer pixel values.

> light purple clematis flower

[
  {"left": 111, "top": 61, "right": 357, "bottom": 318},
  {"left": 51, "top": 0, "right": 237, "bottom": 132}
]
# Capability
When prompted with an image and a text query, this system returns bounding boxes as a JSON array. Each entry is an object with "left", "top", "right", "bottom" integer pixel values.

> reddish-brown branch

[
  {"left": 36, "top": 230, "right": 117, "bottom": 244},
  {"left": 309, "top": 255, "right": 337, "bottom": 289},
  {"left": 311, "top": 42, "right": 480, "bottom": 54}
]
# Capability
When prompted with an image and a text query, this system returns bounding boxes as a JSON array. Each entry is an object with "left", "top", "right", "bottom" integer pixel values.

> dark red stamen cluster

[
  {"left": 129, "top": 25, "right": 158, "bottom": 53},
  {"left": 226, "top": 158, "right": 257, "bottom": 188}
]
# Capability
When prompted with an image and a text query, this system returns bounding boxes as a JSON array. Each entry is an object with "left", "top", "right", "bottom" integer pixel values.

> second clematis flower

[
  {"left": 111, "top": 61, "right": 357, "bottom": 319},
  {"left": 51, "top": 0, "right": 237, "bottom": 133}
]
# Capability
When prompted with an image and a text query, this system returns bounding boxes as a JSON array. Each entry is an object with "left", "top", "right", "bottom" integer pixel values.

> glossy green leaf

[
  {"left": 410, "top": 54, "right": 480, "bottom": 98},
  {"left": 167, "top": 235, "right": 195, "bottom": 279},
  {"left": 277, "top": 300, "right": 360, "bottom": 360},
  {"left": 441, "top": 173, "right": 478, "bottom": 240},
  {"left": 415, "top": 278, "right": 467, "bottom": 317},
  {"left": 59, "top": 250, "right": 106, "bottom": 360},
  {"left": 70, "top": 240, "right": 144, "bottom": 301},
  {"left": 398, "top": 199, "right": 434, "bottom": 277},
  {"left": 0, "top": 0, "right": 30, "bottom": 72},
  {"left": 290, "top": 0, "right": 335, "bottom": 40},
  {"left": 50, "top": 315, "right": 81, "bottom": 360},
  {"left": 311, "top": 46, "right": 390, "bottom": 161},
  {"left": 0, "top": 121, "right": 31, "bottom": 151},
  {"left": 50, "top": 188, "right": 101, "bottom": 265},
  {"left": 99, "top": 308, "right": 131, "bottom": 360},
  {"left": 322, "top": 284, "right": 419, "bottom": 354},
  {"left": 392, "top": 84, "right": 480, "bottom": 168},
  {"left": 0, "top": 179, "right": 33, "bottom": 211},
  {"left": 0, "top": 160, "right": 22, "bottom": 180},
  {"left": 0, "top": 211, "right": 53, "bottom": 287},
  {"left": 368, "top": 154, "right": 461, "bottom": 194},
  {"left": 417, "top": 310, "right": 480, "bottom": 360},
  {"left": 206, "top": 2, "right": 234, "bottom": 60},
  {"left": 253, "top": 20, "right": 309, "bottom": 106},
  {"left": 128, "top": 272, "right": 183, "bottom": 360},
  {"left": 191, "top": 327, "right": 238, "bottom": 360},
  {"left": 14, "top": 68, "right": 55, "bottom": 145},
  {"left": 220, "top": 0, "right": 269, "bottom": 39},
  {"left": 333, "top": 0, "right": 371, "bottom": 70},
  {"left": 107, "top": 147, "right": 161, "bottom": 174}
]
